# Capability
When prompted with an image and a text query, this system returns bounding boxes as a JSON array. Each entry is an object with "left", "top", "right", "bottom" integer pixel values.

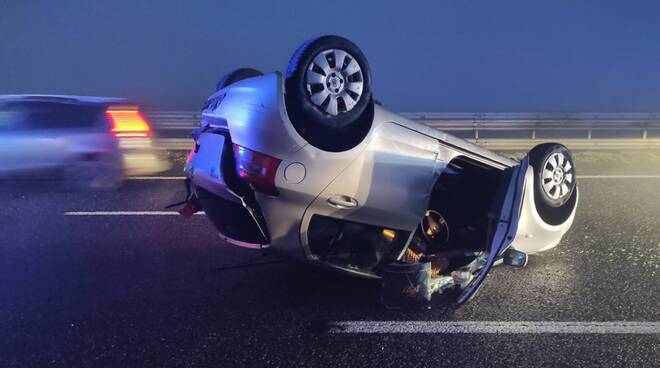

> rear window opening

[{"left": 307, "top": 215, "right": 410, "bottom": 274}]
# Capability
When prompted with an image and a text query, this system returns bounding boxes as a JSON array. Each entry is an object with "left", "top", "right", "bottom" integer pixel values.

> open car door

[{"left": 454, "top": 157, "right": 529, "bottom": 306}]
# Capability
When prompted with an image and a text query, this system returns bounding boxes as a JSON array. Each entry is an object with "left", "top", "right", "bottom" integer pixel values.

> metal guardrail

[
  {"left": 145, "top": 111, "right": 660, "bottom": 140},
  {"left": 145, "top": 111, "right": 201, "bottom": 129},
  {"left": 154, "top": 138, "right": 660, "bottom": 151}
]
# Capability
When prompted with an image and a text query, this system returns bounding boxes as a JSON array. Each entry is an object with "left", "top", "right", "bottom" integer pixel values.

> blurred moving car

[{"left": 0, "top": 95, "right": 170, "bottom": 189}]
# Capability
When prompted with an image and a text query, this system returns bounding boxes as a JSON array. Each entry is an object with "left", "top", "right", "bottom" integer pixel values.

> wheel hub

[
  {"left": 552, "top": 168, "right": 564, "bottom": 184},
  {"left": 326, "top": 72, "right": 345, "bottom": 95},
  {"left": 305, "top": 49, "right": 364, "bottom": 116}
]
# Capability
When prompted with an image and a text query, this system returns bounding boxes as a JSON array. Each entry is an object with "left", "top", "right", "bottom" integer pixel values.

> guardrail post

[
  {"left": 643, "top": 129, "right": 648, "bottom": 139},
  {"left": 473, "top": 114, "right": 479, "bottom": 140}
]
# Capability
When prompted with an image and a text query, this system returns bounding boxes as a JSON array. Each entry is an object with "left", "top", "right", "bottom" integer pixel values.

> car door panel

[
  {"left": 455, "top": 157, "right": 528, "bottom": 306},
  {"left": 300, "top": 123, "right": 441, "bottom": 256}
]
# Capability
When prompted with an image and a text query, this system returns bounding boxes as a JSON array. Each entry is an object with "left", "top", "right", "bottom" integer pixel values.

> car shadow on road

[{"left": 199, "top": 248, "right": 461, "bottom": 325}]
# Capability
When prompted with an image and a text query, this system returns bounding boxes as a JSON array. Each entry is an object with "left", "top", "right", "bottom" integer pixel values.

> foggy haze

[{"left": 2, "top": 0, "right": 660, "bottom": 112}]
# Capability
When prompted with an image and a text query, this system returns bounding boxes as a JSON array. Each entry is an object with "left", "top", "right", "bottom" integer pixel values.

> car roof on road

[{"left": 0, "top": 94, "right": 131, "bottom": 105}]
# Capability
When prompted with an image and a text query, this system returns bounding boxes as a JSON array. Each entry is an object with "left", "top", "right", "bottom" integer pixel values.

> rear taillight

[
  {"left": 232, "top": 144, "right": 281, "bottom": 196},
  {"left": 105, "top": 108, "right": 152, "bottom": 138}
]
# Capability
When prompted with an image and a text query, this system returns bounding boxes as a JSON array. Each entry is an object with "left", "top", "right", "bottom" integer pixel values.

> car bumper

[
  {"left": 118, "top": 138, "right": 171, "bottom": 176},
  {"left": 185, "top": 132, "right": 271, "bottom": 247}
]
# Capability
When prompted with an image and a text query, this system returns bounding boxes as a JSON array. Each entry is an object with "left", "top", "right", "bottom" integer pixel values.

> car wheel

[
  {"left": 67, "top": 155, "right": 123, "bottom": 191},
  {"left": 285, "top": 35, "right": 374, "bottom": 152},
  {"left": 216, "top": 68, "right": 264, "bottom": 91},
  {"left": 529, "top": 143, "right": 577, "bottom": 224}
]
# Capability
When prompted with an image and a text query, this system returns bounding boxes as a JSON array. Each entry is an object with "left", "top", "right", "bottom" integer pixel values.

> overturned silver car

[{"left": 181, "top": 36, "right": 578, "bottom": 308}]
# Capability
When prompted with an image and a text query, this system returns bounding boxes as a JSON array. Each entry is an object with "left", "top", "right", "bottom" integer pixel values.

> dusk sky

[{"left": 2, "top": 0, "right": 660, "bottom": 112}]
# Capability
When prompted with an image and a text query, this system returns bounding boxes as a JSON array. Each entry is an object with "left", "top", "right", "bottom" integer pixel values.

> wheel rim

[
  {"left": 541, "top": 152, "right": 574, "bottom": 200},
  {"left": 305, "top": 49, "right": 364, "bottom": 116}
]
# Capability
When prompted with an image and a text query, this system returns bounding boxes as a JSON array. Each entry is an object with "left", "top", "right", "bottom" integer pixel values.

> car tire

[
  {"left": 529, "top": 143, "right": 578, "bottom": 224},
  {"left": 285, "top": 35, "right": 374, "bottom": 152},
  {"left": 216, "top": 68, "right": 264, "bottom": 91}
]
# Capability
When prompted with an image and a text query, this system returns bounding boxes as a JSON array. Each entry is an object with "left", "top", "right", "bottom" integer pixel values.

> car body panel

[
  {"left": 300, "top": 122, "right": 440, "bottom": 246},
  {"left": 0, "top": 129, "right": 70, "bottom": 173},
  {"left": 0, "top": 119, "right": 119, "bottom": 176},
  {"left": 203, "top": 72, "right": 307, "bottom": 161},
  {"left": 371, "top": 106, "right": 516, "bottom": 170},
  {"left": 185, "top": 133, "right": 239, "bottom": 202}
]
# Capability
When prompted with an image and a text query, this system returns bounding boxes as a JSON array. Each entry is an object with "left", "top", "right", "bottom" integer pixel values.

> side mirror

[{"left": 502, "top": 247, "right": 528, "bottom": 268}]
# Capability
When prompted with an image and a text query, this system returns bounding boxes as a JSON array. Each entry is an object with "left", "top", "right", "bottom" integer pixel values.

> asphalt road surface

[{"left": 1, "top": 152, "right": 659, "bottom": 367}]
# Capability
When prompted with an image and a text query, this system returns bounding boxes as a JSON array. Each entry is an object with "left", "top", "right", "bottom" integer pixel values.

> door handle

[{"left": 327, "top": 195, "right": 358, "bottom": 209}]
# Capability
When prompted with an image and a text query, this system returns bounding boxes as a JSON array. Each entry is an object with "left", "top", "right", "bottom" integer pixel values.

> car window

[
  {"left": 0, "top": 103, "right": 29, "bottom": 130},
  {"left": 0, "top": 101, "right": 102, "bottom": 130}
]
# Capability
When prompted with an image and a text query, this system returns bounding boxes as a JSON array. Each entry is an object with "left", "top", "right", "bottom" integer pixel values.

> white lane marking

[
  {"left": 127, "top": 176, "right": 186, "bottom": 180},
  {"left": 64, "top": 211, "right": 205, "bottom": 216},
  {"left": 329, "top": 321, "right": 660, "bottom": 334},
  {"left": 577, "top": 175, "right": 660, "bottom": 179}
]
